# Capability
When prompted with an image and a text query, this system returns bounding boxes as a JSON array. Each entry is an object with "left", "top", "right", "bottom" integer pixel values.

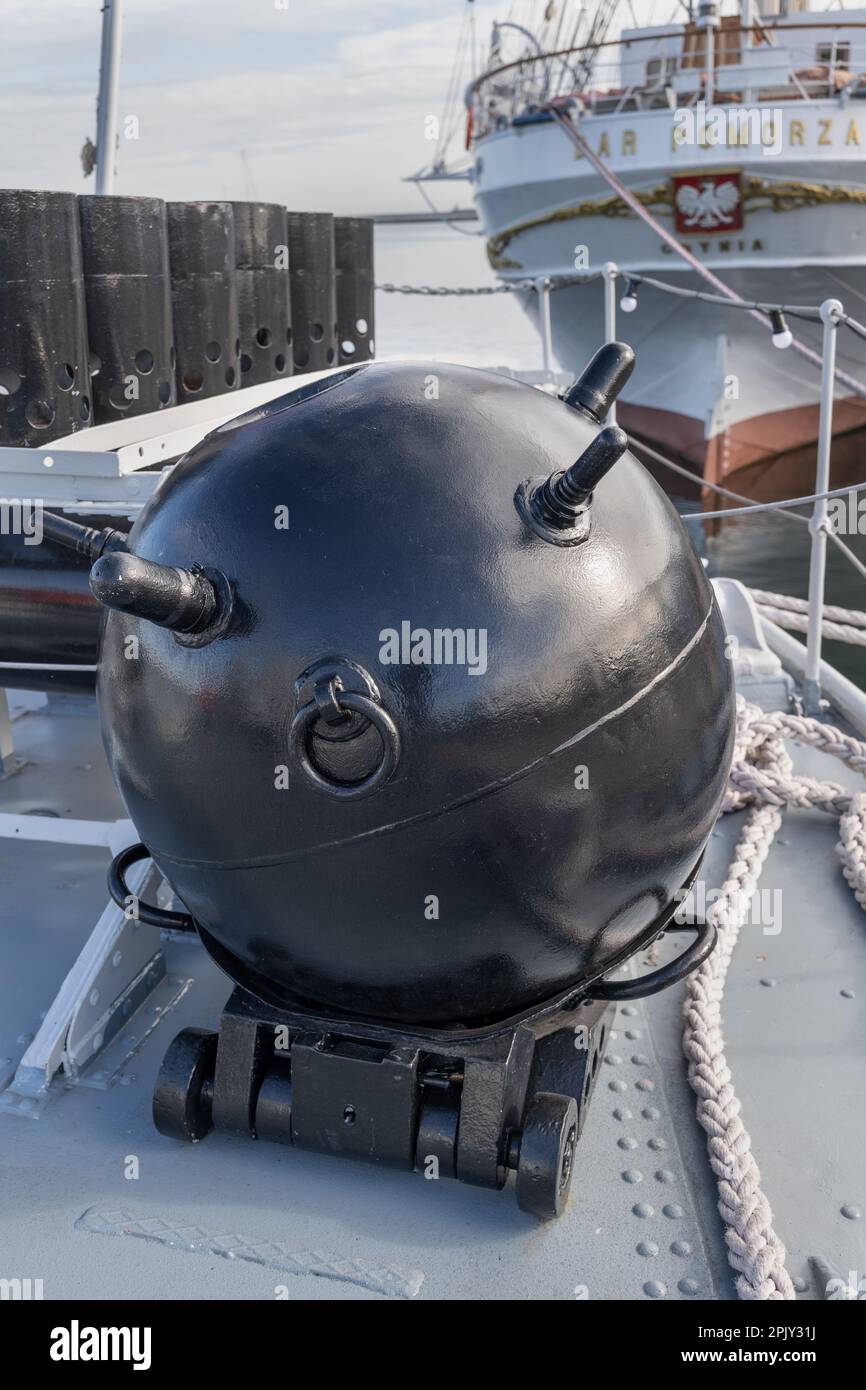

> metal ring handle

[
  {"left": 290, "top": 689, "right": 401, "bottom": 799},
  {"left": 588, "top": 919, "right": 717, "bottom": 1002},
  {"left": 108, "top": 842, "right": 196, "bottom": 931}
]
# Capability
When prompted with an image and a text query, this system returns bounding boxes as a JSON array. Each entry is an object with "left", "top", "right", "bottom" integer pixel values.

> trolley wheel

[
  {"left": 152, "top": 1027, "right": 218, "bottom": 1143},
  {"left": 515, "top": 1091, "right": 578, "bottom": 1220}
]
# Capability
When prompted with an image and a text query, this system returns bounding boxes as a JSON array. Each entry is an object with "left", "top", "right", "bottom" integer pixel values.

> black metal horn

[
  {"left": 533, "top": 426, "right": 629, "bottom": 527},
  {"left": 562, "top": 341, "right": 635, "bottom": 423},
  {"left": 89, "top": 552, "right": 223, "bottom": 636}
]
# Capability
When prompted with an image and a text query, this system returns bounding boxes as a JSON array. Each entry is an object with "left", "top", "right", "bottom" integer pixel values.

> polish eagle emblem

[{"left": 673, "top": 174, "right": 742, "bottom": 233}]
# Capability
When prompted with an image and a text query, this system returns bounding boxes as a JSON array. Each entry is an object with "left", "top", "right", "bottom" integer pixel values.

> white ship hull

[{"left": 473, "top": 97, "right": 866, "bottom": 494}]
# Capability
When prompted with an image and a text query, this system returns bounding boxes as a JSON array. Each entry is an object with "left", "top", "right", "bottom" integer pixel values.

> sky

[
  {"left": 0, "top": 0, "right": 681, "bottom": 215},
  {"left": 0, "top": 0, "right": 507, "bottom": 214}
]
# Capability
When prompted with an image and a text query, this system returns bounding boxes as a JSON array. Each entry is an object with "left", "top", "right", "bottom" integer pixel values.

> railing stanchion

[
  {"left": 603, "top": 261, "right": 618, "bottom": 423},
  {"left": 804, "top": 298, "right": 843, "bottom": 713},
  {"left": 535, "top": 275, "right": 553, "bottom": 376},
  {"left": 0, "top": 690, "right": 18, "bottom": 780}
]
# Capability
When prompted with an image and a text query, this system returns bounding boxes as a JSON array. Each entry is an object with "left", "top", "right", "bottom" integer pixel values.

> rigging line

[
  {"left": 441, "top": 6, "right": 473, "bottom": 148},
  {"left": 469, "top": 0, "right": 478, "bottom": 78},
  {"left": 543, "top": 0, "right": 569, "bottom": 96},
  {"left": 414, "top": 179, "right": 485, "bottom": 236},
  {"left": 545, "top": 107, "right": 866, "bottom": 399},
  {"left": 550, "top": 0, "right": 569, "bottom": 56},
  {"left": 629, "top": 436, "right": 808, "bottom": 524},
  {"left": 444, "top": 11, "right": 475, "bottom": 148},
  {"left": 825, "top": 528, "right": 866, "bottom": 584},
  {"left": 553, "top": 9, "right": 587, "bottom": 95},
  {"left": 841, "top": 313, "right": 866, "bottom": 342},
  {"left": 631, "top": 436, "right": 866, "bottom": 583},
  {"left": 680, "top": 479, "right": 866, "bottom": 524},
  {"left": 436, "top": 7, "right": 470, "bottom": 162}
]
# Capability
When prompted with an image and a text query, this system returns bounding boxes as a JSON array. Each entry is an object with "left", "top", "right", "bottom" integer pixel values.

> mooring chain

[
  {"left": 375, "top": 276, "right": 586, "bottom": 296},
  {"left": 376, "top": 282, "right": 517, "bottom": 296},
  {"left": 684, "top": 695, "right": 866, "bottom": 1299}
]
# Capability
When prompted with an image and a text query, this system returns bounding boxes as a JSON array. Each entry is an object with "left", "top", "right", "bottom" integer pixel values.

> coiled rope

[{"left": 683, "top": 695, "right": 866, "bottom": 1299}]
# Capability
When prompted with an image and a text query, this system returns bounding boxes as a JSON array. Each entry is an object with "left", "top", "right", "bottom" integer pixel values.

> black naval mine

[{"left": 39, "top": 342, "right": 734, "bottom": 1217}]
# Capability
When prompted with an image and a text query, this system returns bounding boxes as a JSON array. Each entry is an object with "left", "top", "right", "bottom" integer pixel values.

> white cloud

[
  {"left": 0, "top": 0, "right": 679, "bottom": 212},
  {"left": 0, "top": 0, "right": 502, "bottom": 210}
]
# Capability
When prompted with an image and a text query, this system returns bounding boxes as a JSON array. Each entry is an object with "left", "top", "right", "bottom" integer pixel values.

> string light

[
  {"left": 770, "top": 309, "right": 793, "bottom": 349},
  {"left": 620, "top": 278, "right": 639, "bottom": 313}
]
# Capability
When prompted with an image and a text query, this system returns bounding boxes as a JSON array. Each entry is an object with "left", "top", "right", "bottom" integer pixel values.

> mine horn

[
  {"left": 89, "top": 551, "right": 226, "bottom": 637},
  {"left": 562, "top": 341, "right": 635, "bottom": 423},
  {"left": 535, "top": 425, "right": 629, "bottom": 525}
]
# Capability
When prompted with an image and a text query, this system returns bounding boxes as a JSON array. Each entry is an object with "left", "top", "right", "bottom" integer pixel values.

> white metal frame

[
  {"left": 0, "top": 815, "right": 169, "bottom": 1105},
  {"left": 803, "top": 299, "right": 843, "bottom": 713},
  {"left": 0, "top": 367, "right": 346, "bottom": 512}
]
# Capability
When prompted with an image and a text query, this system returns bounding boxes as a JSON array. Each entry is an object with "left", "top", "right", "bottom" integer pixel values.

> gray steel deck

[{"left": 0, "top": 687, "right": 863, "bottom": 1300}]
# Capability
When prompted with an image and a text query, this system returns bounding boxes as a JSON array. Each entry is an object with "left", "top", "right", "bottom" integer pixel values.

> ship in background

[{"left": 422, "top": 0, "right": 866, "bottom": 503}]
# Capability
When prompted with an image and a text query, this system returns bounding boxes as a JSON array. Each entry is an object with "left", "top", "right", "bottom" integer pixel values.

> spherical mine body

[{"left": 97, "top": 362, "right": 734, "bottom": 1024}]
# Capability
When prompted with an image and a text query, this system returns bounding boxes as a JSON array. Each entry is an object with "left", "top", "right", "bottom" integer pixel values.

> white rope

[
  {"left": 749, "top": 588, "right": 866, "bottom": 628},
  {"left": 753, "top": 603, "right": 866, "bottom": 647},
  {"left": 683, "top": 695, "right": 866, "bottom": 1299}
]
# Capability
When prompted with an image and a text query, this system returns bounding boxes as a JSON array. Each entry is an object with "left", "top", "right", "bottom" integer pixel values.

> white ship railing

[{"left": 470, "top": 21, "right": 866, "bottom": 134}]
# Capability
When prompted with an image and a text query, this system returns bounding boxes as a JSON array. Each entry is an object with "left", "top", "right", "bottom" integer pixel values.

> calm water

[{"left": 374, "top": 222, "right": 866, "bottom": 689}]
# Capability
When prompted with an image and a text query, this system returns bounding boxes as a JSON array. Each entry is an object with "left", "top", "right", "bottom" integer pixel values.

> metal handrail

[
  {"left": 469, "top": 19, "right": 866, "bottom": 133},
  {"left": 469, "top": 20, "right": 866, "bottom": 97}
]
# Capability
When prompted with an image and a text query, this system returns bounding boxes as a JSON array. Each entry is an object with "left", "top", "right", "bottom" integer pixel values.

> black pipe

[
  {"left": 0, "top": 511, "right": 126, "bottom": 695},
  {"left": 40, "top": 511, "right": 128, "bottom": 561}
]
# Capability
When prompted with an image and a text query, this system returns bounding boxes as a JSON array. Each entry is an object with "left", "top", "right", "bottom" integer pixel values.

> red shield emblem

[{"left": 673, "top": 171, "right": 743, "bottom": 235}]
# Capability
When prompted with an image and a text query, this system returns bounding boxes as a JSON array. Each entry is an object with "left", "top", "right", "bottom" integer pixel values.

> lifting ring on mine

[
  {"left": 289, "top": 683, "right": 401, "bottom": 799},
  {"left": 108, "top": 841, "right": 195, "bottom": 932}
]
